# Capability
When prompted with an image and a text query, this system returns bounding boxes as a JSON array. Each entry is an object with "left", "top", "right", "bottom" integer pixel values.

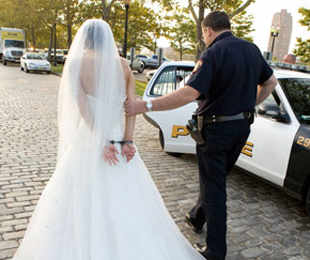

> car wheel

[
  {"left": 20, "top": 66, "right": 23, "bottom": 71},
  {"left": 3, "top": 60, "right": 7, "bottom": 65},
  {"left": 46, "top": 71, "right": 50, "bottom": 74},
  {"left": 138, "top": 63, "right": 145, "bottom": 73},
  {"left": 159, "top": 130, "right": 182, "bottom": 157},
  {"left": 25, "top": 65, "right": 29, "bottom": 73},
  {"left": 306, "top": 185, "right": 310, "bottom": 216}
]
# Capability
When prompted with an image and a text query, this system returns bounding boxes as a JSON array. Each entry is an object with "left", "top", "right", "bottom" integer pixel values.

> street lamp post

[
  {"left": 270, "top": 26, "right": 280, "bottom": 60},
  {"left": 122, "top": 0, "right": 130, "bottom": 58}
]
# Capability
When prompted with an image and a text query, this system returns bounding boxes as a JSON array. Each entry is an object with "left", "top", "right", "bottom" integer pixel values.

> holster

[{"left": 186, "top": 114, "right": 205, "bottom": 145}]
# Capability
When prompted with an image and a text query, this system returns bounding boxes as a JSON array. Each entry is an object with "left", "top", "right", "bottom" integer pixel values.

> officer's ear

[{"left": 202, "top": 26, "right": 213, "bottom": 37}]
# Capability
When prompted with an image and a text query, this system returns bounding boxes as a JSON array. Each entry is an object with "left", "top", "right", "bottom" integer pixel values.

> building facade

[{"left": 268, "top": 9, "right": 293, "bottom": 61}]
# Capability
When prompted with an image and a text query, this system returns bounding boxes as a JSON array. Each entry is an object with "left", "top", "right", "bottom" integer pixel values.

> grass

[
  {"left": 135, "top": 80, "right": 147, "bottom": 96},
  {"left": 51, "top": 64, "right": 64, "bottom": 74},
  {"left": 50, "top": 64, "right": 148, "bottom": 96}
]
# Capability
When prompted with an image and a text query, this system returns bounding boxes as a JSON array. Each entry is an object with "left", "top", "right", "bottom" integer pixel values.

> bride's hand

[
  {"left": 103, "top": 144, "right": 119, "bottom": 165},
  {"left": 121, "top": 143, "right": 136, "bottom": 162}
]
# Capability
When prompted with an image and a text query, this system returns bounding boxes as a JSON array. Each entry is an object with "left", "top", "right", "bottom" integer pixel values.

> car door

[
  {"left": 143, "top": 65, "right": 197, "bottom": 154},
  {"left": 236, "top": 84, "right": 299, "bottom": 187}
]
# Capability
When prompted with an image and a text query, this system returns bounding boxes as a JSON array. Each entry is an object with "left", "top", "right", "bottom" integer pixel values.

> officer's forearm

[
  {"left": 256, "top": 75, "right": 278, "bottom": 105},
  {"left": 151, "top": 86, "right": 200, "bottom": 111}
]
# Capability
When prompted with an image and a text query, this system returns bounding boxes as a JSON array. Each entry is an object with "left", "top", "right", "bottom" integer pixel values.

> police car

[{"left": 142, "top": 61, "right": 310, "bottom": 216}]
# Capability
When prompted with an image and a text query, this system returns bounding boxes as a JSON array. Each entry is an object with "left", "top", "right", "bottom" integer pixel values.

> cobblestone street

[{"left": 0, "top": 63, "right": 310, "bottom": 260}]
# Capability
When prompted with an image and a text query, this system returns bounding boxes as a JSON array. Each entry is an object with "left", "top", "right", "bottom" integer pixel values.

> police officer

[{"left": 125, "top": 11, "right": 277, "bottom": 260}]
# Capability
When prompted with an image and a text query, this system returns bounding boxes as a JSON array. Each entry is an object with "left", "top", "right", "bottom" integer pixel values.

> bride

[{"left": 12, "top": 19, "right": 205, "bottom": 260}]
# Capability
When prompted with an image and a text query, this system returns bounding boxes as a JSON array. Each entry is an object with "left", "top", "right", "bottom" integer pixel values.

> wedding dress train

[{"left": 12, "top": 94, "right": 205, "bottom": 260}]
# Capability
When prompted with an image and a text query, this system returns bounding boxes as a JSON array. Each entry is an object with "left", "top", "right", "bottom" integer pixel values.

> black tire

[
  {"left": 306, "top": 185, "right": 310, "bottom": 216},
  {"left": 3, "top": 60, "right": 7, "bottom": 65},
  {"left": 25, "top": 65, "right": 29, "bottom": 73},
  {"left": 159, "top": 129, "right": 165, "bottom": 150},
  {"left": 46, "top": 71, "right": 50, "bottom": 74},
  {"left": 159, "top": 130, "right": 182, "bottom": 157},
  {"left": 20, "top": 66, "right": 23, "bottom": 71},
  {"left": 137, "top": 63, "right": 145, "bottom": 73}
]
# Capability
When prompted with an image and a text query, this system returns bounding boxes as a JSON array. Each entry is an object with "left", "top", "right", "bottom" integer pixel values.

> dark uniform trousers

[{"left": 190, "top": 119, "right": 250, "bottom": 260}]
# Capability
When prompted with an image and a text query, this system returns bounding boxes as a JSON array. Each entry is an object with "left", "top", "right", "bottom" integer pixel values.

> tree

[
  {"left": 294, "top": 8, "right": 310, "bottom": 64},
  {"left": 167, "top": 12, "right": 196, "bottom": 60},
  {"left": 62, "top": 0, "right": 80, "bottom": 48},
  {"left": 155, "top": 0, "right": 255, "bottom": 58},
  {"left": 231, "top": 11, "right": 254, "bottom": 42},
  {"left": 294, "top": 38, "right": 310, "bottom": 64},
  {"left": 0, "top": 0, "right": 44, "bottom": 48},
  {"left": 109, "top": 1, "right": 166, "bottom": 52}
]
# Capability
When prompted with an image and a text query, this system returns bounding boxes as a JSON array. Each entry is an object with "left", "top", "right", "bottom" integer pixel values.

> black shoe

[
  {"left": 193, "top": 243, "right": 208, "bottom": 258},
  {"left": 194, "top": 243, "right": 219, "bottom": 260},
  {"left": 185, "top": 213, "right": 203, "bottom": 234}
]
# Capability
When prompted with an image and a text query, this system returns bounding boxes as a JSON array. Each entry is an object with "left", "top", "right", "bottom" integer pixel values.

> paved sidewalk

[{"left": 0, "top": 64, "right": 310, "bottom": 260}]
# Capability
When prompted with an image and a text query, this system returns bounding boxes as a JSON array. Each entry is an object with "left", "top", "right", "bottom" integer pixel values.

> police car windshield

[{"left": 279, "top": 78, "right": 310, "bottom": 123}]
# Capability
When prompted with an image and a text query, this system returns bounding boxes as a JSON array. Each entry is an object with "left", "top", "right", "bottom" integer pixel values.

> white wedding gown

[{"left": 12, "top": 94, "right": 205, "bottom": 260}]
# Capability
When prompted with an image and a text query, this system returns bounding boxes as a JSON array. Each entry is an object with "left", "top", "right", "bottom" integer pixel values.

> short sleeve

[
  {"left": 258, "top": 54, "right": 273, "bottom": 85},
  {"left": 186, "top": 50, "right": 215, "bottom": 99}
]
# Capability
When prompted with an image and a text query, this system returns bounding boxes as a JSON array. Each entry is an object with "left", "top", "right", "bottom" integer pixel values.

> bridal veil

[{"left": 57, "top": 19, "right": 126, "bottom": 162}]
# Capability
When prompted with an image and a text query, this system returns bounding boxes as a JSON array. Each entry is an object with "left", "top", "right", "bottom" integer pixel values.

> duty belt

[{"left": 203, "top": 112, "right": 252, "bottom": 124}]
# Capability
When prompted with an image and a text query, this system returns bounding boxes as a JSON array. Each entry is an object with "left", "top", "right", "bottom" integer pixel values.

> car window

[
  {"left": 279, "top": 78, "right": 310, "bottom": 124},
  {"left": 150, "top": 66, "right": 193, "bottom": 96},
  {"left": 261, "top": 92, "right": 279, "bottom": 107},
  {"left": 257, "top": 90, "right": 288, "bottom": 122},
  {"left": 26, "top": 54, "right": 42, "bottom": 60},
  {"left": 137, "top": 55, "right": 147, "bottom": 59},
  {"left": 176, "top": 68, "right": 192, "bottom": 89}
]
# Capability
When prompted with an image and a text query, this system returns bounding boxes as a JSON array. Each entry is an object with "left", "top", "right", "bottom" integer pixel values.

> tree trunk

[
  {"left": 195, "top": 0, "right": 205, "bottom": 60},
  {"left": 67, "top": 22, "right": 72, "bottom": 48},
  {"left": 31, "top": 26, "right": 36, "bottom": 49},
  {"left": 48, "top": 26, "right": 53, "bottom": 60},
  {"left": 53, "top": 23, "right": 57, "bottom": 66},
  {"left": 66, "top": 0, "right": 73, "bottom": 48},
  {"left": 180, "top": 42, "right": 183, "bottom": 61},
  {"left": 102, "top": 0, "right": 110, "bottom": 22}
]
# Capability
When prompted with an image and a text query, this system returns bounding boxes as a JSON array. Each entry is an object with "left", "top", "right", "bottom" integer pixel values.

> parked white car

[
  {"left": 142, "top": 61, "right": 310, "bottom": 216},
  {"left": 20, "top": 53, "right": 51, "bottom": 73}
]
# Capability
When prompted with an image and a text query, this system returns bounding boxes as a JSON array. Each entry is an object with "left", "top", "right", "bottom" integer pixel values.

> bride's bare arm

[
  {"left": 122, "top": 58, "right": 136, "bottom": 141},
  {"left": 121, "top": 58, "right": 136, "bottom": 161}
]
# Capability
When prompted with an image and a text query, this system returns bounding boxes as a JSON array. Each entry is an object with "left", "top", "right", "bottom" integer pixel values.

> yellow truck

[{"left": 0, "top": 27, "right": 25, "bottom": 65}]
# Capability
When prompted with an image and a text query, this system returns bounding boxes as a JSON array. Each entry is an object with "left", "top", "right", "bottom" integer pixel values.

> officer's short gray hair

[{"left": 202, "top": 11, "right": 231, "bottom": 32}]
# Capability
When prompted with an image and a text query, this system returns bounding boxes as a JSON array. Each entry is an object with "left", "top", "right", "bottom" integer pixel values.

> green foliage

[
  {"left": 108, "top": 2, "right": 166, "bottom": 52},
  {"left": 0, "top": 0, "right": 165, "bottom": 52},
  {"left": 298, "top": 8, "right": 310, "bottom": 30},
  {"left": 231, "top": 11, "right": 254, "bottom": 42},
  {"left": 167, "top": 11, "right": 196, "bottom": 59},
  {"left": 293, "top": 8, "right": 310, "bottom": 65},
  {"left": 154, "top": 0, "right": 255, "bottom": 58},
  {"left": 294, "top": 38, "right": 310, "bottom": 64}
]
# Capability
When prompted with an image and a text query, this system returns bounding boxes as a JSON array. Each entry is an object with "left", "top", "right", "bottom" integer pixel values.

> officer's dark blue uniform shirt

[{"left": 186, "top": 31, "right": 273, "bottom": 116}]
